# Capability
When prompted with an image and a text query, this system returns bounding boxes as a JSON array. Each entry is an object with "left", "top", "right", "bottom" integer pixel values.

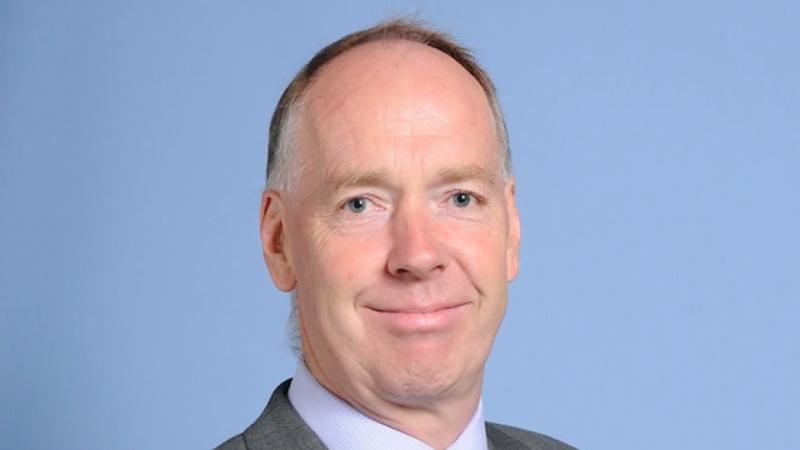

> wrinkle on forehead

[
  {"left": 375, "top": 103, "right": 457, "bottom": 139},
  {"left": 301, "top": 40, "right": 494, "bottom": 136}
]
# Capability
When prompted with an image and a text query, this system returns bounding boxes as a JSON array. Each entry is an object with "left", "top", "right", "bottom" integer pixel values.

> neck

[
  {"left": 307, "top": 360, "right": 485, "bottom": 450},
  {"left": 361, "top": 396, "right": 482, "bottom": 449}
]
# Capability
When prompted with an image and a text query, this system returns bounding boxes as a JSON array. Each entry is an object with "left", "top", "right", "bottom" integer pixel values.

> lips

[
  {"left": 368, "top": 303, "right": 467, "bottom": 314},
  {"left": 365, "top": 302, "right": 469, "bottom": 331}
]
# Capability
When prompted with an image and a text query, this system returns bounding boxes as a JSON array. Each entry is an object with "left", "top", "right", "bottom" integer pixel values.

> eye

[
  {"left": 346, "top": 197, "right": 368, "bottom": 213},
  {"left": 452, "top": 192, "right": 473, "bottom": 208}
]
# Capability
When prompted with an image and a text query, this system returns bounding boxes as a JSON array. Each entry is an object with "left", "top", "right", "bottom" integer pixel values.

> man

[{"left": 215, "top": 19, "right": 577, "bottom": 450}]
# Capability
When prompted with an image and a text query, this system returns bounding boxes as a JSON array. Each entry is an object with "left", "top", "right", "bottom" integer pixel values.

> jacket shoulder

[
  {"left": 213, "top": 434, "right": 246, "bottom": 450},
  {"left": 211, "top": 379, "right": 327, "bottom": 450},
  {"left": 486, "top": 422, "right": 579, "bottom": 450}
]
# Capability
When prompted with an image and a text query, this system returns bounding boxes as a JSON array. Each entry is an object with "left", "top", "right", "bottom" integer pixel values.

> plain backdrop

[{"left": 1, "top": 1, "right": 798, "bottom": 449}]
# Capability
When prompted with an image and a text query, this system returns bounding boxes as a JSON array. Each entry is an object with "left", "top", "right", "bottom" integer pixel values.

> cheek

[
  {"left": 459, "top": 228, "right": 508, "bottom": 279},
  {"left": 294, "top": 219, "right": 389, "bottom": 302},
  {"left": 290, "top": 219, "right": 343, "bottom": 283},
  {"left": 317, "top": 238, "right": 383, "bottom": 290},
  {"left": 331, "top": 247, "right": 370, "bottom": 285}
]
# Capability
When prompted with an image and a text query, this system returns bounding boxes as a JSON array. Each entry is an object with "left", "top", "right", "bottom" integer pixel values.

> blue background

[{"left": 1, "top": 1, "right": 798, "bottom": 449}]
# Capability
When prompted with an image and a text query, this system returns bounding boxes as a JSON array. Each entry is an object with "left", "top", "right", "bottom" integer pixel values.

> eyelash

[
  {"left": 337, "top": 190, "right": 487, "bottom": 213},
  {"left": 339, "top": 195, "right": 379, "bottom": 214},
  {"left": 447, "top": 190, "right": 486, "bottom": 208}
]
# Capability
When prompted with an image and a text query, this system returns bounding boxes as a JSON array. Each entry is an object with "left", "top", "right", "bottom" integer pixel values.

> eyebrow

[
  {"left": 434, "top": 165, "right": 499, "bottom": 187},
  {"left": 324, "top": 165, "right": 499, "bottom": 192},
  {"left": 326, "top": 170, "right": 392, "bottom": 191}
]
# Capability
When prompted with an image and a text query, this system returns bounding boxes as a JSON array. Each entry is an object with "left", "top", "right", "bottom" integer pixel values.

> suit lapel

[{"left": 242, "top": 379, "right": 328, "bottom": 450}]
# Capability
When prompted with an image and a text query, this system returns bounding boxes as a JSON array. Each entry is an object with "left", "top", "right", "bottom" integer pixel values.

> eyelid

[
  {"left": 337, "top": 194, "right": 384, "bottom": 213},
  {"left": 446, "top": 189, "right": 487, "bottom": 206},
  {"left": 339, "top": 195, "right": 367, "bottom": 210}
]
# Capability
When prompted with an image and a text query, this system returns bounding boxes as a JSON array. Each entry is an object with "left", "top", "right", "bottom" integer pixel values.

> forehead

[
  {"left": 297, "top": 41, "right": 497, "bottom": 167},
  {"left": 305, "top": 40, "right": 489, "bottom": 108}
]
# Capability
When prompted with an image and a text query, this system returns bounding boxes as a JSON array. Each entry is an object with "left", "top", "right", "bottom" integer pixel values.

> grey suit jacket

[{"left": 214, "top": 380, "right": 577, "bottom": 450}]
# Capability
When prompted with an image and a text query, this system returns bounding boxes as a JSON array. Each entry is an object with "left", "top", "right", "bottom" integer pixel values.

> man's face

[{"left": 262, "top": 42, "right": 521, "bottom": 411}]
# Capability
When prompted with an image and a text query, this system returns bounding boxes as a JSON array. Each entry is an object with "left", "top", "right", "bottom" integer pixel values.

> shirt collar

[{"left": 288, "top": 362, "right": 488, "bottom": 450}]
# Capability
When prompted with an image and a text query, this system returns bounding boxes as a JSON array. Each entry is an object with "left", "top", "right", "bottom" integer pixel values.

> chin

[
  {"left": 368, "top": 332, "right": 487, "bottom": 398},
  {"left": 372, "top": 354, "right": 474, "bottom": 404},
  {"left": 381, "top": 375, "right": 455, "bottom": 403}
]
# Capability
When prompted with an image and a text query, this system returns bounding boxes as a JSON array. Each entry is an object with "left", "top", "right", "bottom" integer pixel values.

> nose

[{"left": 386, "top": 203, "right": 448, "bottom": 280}]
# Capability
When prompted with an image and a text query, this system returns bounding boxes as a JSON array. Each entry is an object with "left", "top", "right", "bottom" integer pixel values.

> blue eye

[
  {"left": 347, "top": 198, "right": 368, "bottom": 213},
  {"left": 452, "top": 192, "right": 472, "bottom": 207}
]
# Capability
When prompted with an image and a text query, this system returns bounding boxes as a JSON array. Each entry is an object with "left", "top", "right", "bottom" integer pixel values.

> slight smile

[{"left": 365, "top": 303, "right": 470, "bottom": 332}]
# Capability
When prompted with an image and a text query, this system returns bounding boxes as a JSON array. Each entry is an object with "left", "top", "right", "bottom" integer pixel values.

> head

[{"left": 259, "top": 19, "right": 521, "bottom": 426}]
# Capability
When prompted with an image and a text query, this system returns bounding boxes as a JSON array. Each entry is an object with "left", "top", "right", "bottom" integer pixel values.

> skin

[{"left": 260, "top": 41, "right": 521, "bottom": 449}]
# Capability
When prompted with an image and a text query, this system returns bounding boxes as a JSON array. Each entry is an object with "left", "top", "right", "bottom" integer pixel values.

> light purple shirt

[{"left": 288, "top": 362, "right": 488, "bottom": 450}]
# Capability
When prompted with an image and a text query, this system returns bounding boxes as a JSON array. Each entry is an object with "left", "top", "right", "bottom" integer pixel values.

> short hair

[{"left": 266, "top": 18, "right": 512, "bottom": 191}]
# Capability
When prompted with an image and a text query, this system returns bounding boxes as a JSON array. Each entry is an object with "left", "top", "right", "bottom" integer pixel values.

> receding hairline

[
  {"left": 267, "top": 18, "right": 512, "bottom": 191},
  {"left": 301, "top": 37, "right": 487, "bottom": 94},
  {"left": 295, "top": 38, "right": 499, "bottom": 141},
  {"left": 290, "top": 19, "right": 499, "bottom": 104}
]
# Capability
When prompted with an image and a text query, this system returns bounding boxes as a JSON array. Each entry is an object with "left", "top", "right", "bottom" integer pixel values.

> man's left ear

[{"left": 506, "top": 180, "right": 521, "bottom": 282}]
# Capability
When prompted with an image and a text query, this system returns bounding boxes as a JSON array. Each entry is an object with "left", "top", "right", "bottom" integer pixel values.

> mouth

[{"left": 365, "top": 303, "right": 469, "bottom": 331}]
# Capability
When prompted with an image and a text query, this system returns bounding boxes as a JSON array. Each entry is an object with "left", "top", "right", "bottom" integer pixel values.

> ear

[
  {"left": 505, "top": 179, "right": 521, "bottom": 282},
  {"left": 260, "top": 190, "right": 297, "bottom": 292}
]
